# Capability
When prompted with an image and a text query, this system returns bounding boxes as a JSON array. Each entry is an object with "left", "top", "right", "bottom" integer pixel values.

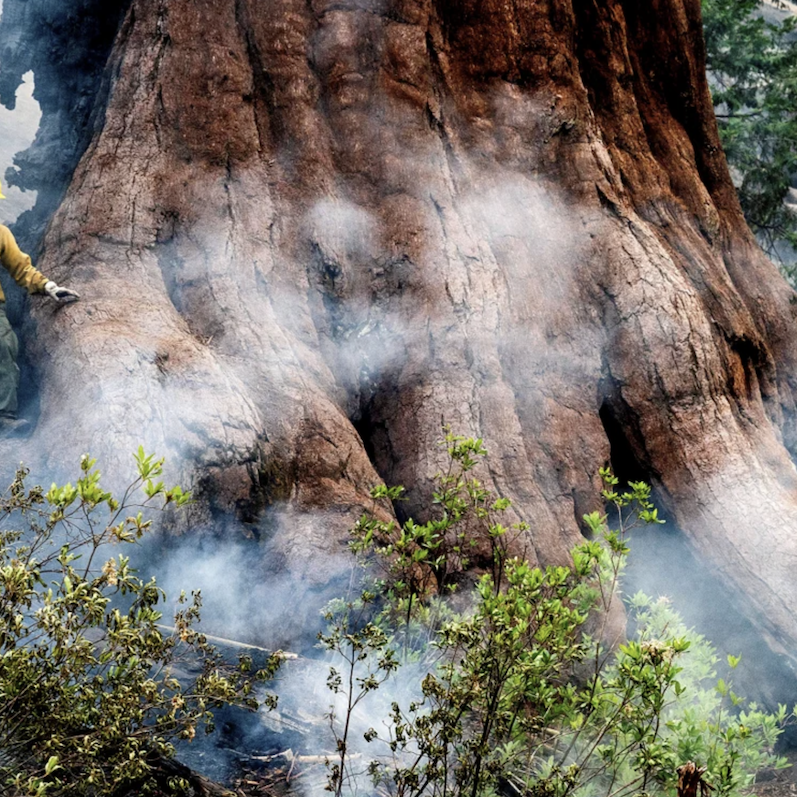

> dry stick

[
  {"left": 155, "top": 624, "right": 299, "bottom": 658},
  {"left": 252, "top": 752, "right": 362, "bottom": 765}
]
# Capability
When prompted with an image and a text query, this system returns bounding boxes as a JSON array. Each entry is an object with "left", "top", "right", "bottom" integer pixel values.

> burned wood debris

[
  {"left": 160, "top": 629, "right": 344, "bottom": 797},
  {"left": 677, "top": 762, "right": 714, "bottom": 797},
  {"left": 230, "top": 748, "right": 340, "bottom": 796}
]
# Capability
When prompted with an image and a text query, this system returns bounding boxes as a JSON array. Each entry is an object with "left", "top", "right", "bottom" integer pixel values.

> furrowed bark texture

[{"left": 2, "top": 0, "right": 797, "bottom": 652}]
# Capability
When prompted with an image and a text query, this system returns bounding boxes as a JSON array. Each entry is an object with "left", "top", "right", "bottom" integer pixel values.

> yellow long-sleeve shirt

[{"left": 0, "top": 225, "right": 49, "bottom": 302}]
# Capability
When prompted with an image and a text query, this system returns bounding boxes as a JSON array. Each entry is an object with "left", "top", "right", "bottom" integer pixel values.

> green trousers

[{"left": 0, "top": 304, "right": 19, "bottom": 419}]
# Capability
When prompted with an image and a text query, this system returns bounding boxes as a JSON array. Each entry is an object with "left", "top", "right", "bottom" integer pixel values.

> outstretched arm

[{"left": 0, "top": 225, "right": 79, "bottom": 303}]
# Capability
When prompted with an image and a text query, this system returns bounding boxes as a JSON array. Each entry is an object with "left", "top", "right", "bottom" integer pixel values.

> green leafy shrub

[
  {"left": 0, "top": 449, "right": 279, "bottom": 796},
  {"left": 629, "top": 593, "right": 788, "bottom": 796},
  {"left": 321, "top": 432, "right": 790, "bottom": 797}
]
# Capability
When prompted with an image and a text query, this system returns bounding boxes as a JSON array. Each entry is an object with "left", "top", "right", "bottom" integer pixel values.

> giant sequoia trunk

[{"left": 2, "top": 0, "right": 797, "bottom": 659}]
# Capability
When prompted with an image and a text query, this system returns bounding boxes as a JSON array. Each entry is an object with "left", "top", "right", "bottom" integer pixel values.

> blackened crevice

[
  {"left": 726, "top": 331, "right": 776, "bottom": 407},
  {"left": 593, "top": 395, "right": 656, "bottom": 542},
  {"left": 598, "top": 399, "right": 650, "bottom": 486},
  {"left": 351, "top": 403, "right": 379, "bottom": 469},
  {"left": 352, "top": 399, "right": 410, "bottom": 525}
]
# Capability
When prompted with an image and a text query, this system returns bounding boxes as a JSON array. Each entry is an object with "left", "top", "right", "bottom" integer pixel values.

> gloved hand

[{"left": 44, "top": 280, "right": 80, "bottom": 304}]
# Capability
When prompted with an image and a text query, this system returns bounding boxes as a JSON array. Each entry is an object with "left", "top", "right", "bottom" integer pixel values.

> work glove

[{"left": 44, "top": 280, "right": 80, "bottom": 304}]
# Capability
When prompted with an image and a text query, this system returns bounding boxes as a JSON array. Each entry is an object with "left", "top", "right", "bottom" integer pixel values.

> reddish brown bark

[{"left": 2, "top": 0, "right": 797, "bottom": 654}]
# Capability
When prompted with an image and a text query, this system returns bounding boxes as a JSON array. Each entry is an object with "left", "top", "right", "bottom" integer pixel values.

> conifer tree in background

[{"left": 703, "top": 0, "right": 797, "bottom": 279}]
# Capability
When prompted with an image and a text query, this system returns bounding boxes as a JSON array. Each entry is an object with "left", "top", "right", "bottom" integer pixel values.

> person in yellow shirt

[{"left": 0, "top": 180, "right": 79, "bottom": 433}]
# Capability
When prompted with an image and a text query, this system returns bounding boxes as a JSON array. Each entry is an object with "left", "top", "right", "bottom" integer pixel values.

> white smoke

[{"left": 0, "top": 70, "right": 40, "bottom": 224}]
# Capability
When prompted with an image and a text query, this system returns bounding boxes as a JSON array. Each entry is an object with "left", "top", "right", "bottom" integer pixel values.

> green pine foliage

[{"left": 703, "top": 0, "right": 797, "bottom": 278}]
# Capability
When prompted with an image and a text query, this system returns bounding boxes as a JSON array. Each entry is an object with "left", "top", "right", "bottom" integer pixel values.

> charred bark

[{"left": 2, "top": 0, "right": 797, "bottom": 664}]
